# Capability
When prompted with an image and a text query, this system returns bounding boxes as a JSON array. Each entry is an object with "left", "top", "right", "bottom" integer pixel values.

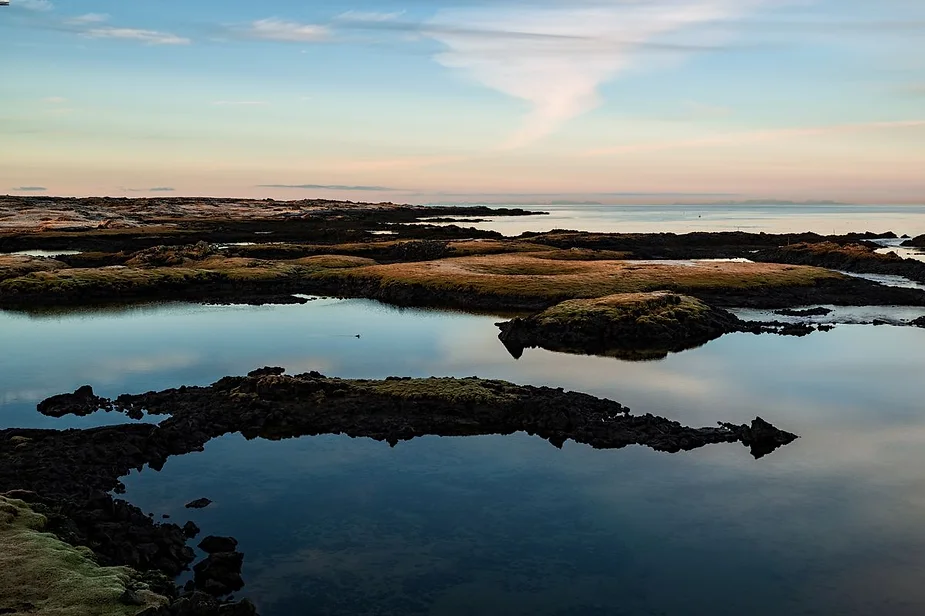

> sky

[{"left": 1, "top": 0, "right": 924, "bottom": 204}]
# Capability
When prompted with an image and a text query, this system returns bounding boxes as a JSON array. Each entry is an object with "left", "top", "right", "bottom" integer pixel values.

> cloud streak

[
  {"left": 83, "top": 27, "right": 190, "bottom": 45},
  {"left": 427, "top": 0, "right": 773, "bottom": 148},
  {"left": 244, "top": 18, "right": 329, "bottom": 42},
  {"left": 11, "top": 186, "right": 47, "bottom": 192}
]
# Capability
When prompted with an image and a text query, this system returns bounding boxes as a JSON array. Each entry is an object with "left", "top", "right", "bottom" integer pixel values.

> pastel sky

[{"left": 2, "top": 0, "right": 924, "bottom": 203}]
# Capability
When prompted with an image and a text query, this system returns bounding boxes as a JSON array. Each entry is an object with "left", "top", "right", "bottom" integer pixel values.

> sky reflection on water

[{"left": 3, "top": 297, "right": 925, "bottom": 614}]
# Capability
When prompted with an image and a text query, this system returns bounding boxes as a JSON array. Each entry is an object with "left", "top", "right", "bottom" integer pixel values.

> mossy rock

[
  {"left": 0, "top": 496, "right": 168, "bottom": 615},
  {"left": 497, "top": 292, "right": 741, "bottom": 360}
]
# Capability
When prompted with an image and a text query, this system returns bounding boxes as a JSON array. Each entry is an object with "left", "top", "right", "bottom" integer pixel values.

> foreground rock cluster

[{"left": 1, "top": 370, "right": 799, "bottom": 614}]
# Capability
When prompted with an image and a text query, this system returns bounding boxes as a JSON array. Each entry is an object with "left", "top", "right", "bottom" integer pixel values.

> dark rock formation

[
  {"left": 185, "top": 498, "right": 212, "bottom": 510},
  {"left": 496, "top": 292, "right": 836, "bottom": 360},
  {"left": 774, "top": 307, "right": 833, "bottom": 318},
  {"left": 753, "top": 242, "right": 925, "bottom": 286},
  {"left": 198, "top": 536, "right": 238, "bottom": 554},
  {"left": 36, "top": 385, "right": 109, "bottom": 418},
  {"left": 193, "top": 551, "right": 245, "bottom": 597}
]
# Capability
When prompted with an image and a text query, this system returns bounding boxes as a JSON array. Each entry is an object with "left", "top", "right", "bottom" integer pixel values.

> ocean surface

[
  {"left": 427, "top": 203, "right": 925, "bottom": 237},
  {"left": 3, "top": 204, "right": 925, "bottom": 615}
]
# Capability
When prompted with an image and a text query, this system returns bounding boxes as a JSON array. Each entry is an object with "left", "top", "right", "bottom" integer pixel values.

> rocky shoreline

[{"left": 2, "top": 370, "right": 799, "bottom": 614}]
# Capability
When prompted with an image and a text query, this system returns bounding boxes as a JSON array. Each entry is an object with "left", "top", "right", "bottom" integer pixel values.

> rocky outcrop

[
  {"left": 774, "top": 307, "right": 833, "bottom": 318},
  {"left": 37, "top": 385, "right": 109, "bottom": 418},
  {"left": 495, "top": 292, "right": 836, "bottom": 360},
  {"left": 753, "top": 242, "right": 925, "bottom": 285},
  {"left": 497, "top": 292, "right": 740, "bottom": 360},
  {"left": 902, "top": 234, "right": 925, "bottom": 248}
]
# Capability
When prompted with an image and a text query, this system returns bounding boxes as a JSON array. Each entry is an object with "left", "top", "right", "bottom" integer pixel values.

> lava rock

[
  {"left": 774, "top": 307, "right": 833, "bottom": 318},
  {"left": 247, "top": 367, "right": 285, "bottom": 378},
  {"left": 193, "top": 552, "right": 245, "bottom": 597},
  {"left": 36, "top": 385, "right": 110, "bottom": 418},
  {"left": 198, "top": 536, "right": 238, "bottom": 554}
]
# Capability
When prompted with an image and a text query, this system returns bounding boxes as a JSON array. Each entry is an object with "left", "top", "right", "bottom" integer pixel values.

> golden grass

[
  {"left": 532, "top": 292, "right": 710, "bottom": 329},
  {"left": 0, "top": 255, "right": 66, "bottom": 282},
  {"left": 362, "top": 377, "right": 520, "bottom": 404},
  {"left": 322, "top": 253, "right": 843, "bottom": 303},
  {"left": 0, "top": 496, "right": 167, "bottom": 615},
  {"left": 0, "top": 254, "right": 373, "bottom": 298}
]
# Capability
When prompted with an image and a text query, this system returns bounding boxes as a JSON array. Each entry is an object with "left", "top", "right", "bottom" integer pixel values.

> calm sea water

[
  {"left": 3, "top": 205, "right": 925, "bottom": 615},
  {"left": 429, "top": 203, "right": 925, "bottom": 237}
]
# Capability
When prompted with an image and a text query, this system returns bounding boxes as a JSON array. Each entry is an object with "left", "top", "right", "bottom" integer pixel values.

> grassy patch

[
  {"left": 322, "top": 253, "right": 843, "bottom": 304},
  {"left": 363, "top": 377, "right": 520, "bottom": 404},
  {"left": 0, "top": 496, "right": 167, "bottom": 615},
  {"left": 0, "top": 255, "right": 66, "bottom": 282},
  {"left": 534, "top": 292, "right": 711, "bottom": 328},
  {"left": 0, "top": 253, "right": 373, "bottom": 300}
]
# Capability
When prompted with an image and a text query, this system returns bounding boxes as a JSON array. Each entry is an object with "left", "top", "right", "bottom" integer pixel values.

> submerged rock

[
  {"left": 185, "top": 498, "right": 212, "bottom": 510},
  {"left": 497, "top": 292, "right": 741, "bottom": 360}
]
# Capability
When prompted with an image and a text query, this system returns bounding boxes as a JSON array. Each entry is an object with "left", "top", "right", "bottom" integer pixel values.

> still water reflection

[{"left": 2, "top": 299, "right": 925, "bottom": 614}]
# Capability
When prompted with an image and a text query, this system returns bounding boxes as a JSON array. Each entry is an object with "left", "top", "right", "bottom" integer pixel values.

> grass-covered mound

[
  {"left": 320, "top": 252, "right": 844, "bottom": 310},
  {"left": 0, "top": 496, "right": 167, "bottom": 615},
  {"left": 496, "top": 292, "right": 741, "bottom": 360},
  {"left": 0, "top": 250, "right": 376, "bottom": 306}
]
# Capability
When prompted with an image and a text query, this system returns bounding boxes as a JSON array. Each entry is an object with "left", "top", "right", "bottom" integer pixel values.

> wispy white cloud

[
  {"left": 42, "top": 96, "right": 67, "bottom": 104},
  {"left": 245, "top": 18, "right": 329, "bottom": 42},
  {"left": 67, "top": 13, "right": 109, "bottom": 25},
  {"left": 212, "top": 100, "right": 270, "bottom": 106},
  {"left": 84, "top": 27, "right": 190, "bottom": 45},
  {"left": 334, "top": 10, "right": 406, "bottom": 23},
  {"left": 428, "top": 0, "right": 774, "bottom": 148},
  {"left": 586, "top": 119, "right": 925, "bottom": 156}
]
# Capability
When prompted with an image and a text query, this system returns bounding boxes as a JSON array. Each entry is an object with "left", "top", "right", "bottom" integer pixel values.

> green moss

[
  {"left": 0, "top": 496, "right": 167, "bottom": 615},
  {"left": 365, "top": 377, "right": 520, "bottom": 404}
]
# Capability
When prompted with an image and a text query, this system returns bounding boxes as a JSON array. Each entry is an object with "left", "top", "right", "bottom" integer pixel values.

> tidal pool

[{"left": 3, "top": 299, "right": 925, "bottom": 614}]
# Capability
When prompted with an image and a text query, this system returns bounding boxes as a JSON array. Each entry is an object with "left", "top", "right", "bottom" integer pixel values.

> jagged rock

[{"left": 183, "top": 521, "right": 201, "bottom": 538}]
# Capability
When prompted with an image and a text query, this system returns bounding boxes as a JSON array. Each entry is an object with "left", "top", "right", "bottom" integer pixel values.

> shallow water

[
  {"left": 5, "top": 203, "right": 925, "bottom": 615},
  {"left": 3, "top": 298, "right": 925, "bottom": 614},
  {"left": 429, "top": 203, "right": 925, "bottom": 237}
]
